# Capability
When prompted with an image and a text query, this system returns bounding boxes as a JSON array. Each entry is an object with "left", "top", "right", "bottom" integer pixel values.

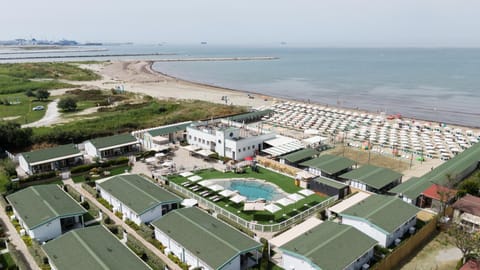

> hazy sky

[{"left": 2, "top": 0, "right": 480, "bottom": 46}]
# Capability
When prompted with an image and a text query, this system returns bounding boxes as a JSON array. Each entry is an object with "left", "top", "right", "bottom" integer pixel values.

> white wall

[
  {"left": 282, "top": 253, "right": 318, "bottom": 270},
  {"left": 344, "top": 248, "right": 374, "bottom": 270},
  {"left": 139, "top": 204, "right": 167, "bottom": 224},
  {"left": 84, "top": 141, "right": 99, "bottom": 157},
  {"left": 221, "top": 255, "right": 240, "bottom": 270},
  {"left": 18, "top": 155, "right": 31, "bottom": 174},
  {"left": 385, "top": 217, "right": 417, "bottom": 247},
  {"left": 342, "top": 217, "right": 388, "bottom": 247},
  {"left": 29, "top": 219, "right": 62, "bottom": 242},
  {"left": 350, "top": 180, "right": 367, "bottom": 192}
]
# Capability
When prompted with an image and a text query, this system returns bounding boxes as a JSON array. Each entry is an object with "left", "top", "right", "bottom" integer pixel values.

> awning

[
  {"left": 184, "top": 145, "right": 201, "bottom": 152},
  {"left": 219, "top": 189, "right": 237, "bottom": 197},
  {"left": 208, "top": 184, "right": 225, "bottom": 192},
  {"left": 262, "top": 142, "right": 305, "bottom": 157},
  {"left": 179, "top": 171, "right": 194, "bottom": 177},
  {"left": 265, "top": 204, "right": 282, "bottom": 213},
  {"left": 196, "top": 149, "right": 215, "bottom": 157},
  {"left": 287, "top": 193, "right": 305, "bottom": 202},
  {"left": 230, "top": 195, "right": 247, "bottom": 204},
  {"left": 188, "top": 175, "right": 203, "bottom": 182},
  {"left": 276, "top": 197, "right": 294, "bottom": 206}
]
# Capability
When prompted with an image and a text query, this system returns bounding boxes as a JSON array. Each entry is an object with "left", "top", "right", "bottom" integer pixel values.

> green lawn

[
  {"left": 170, "top": 167, "right": 301, "bottom": 193},
  {"left": 0, "top": 253, "right": 17, "bottom": 269},
  {"left": 0, "top": 93, "right": 49, "bottom": 123},
  {"left": 169, "top": 167, "right": 326, "bottom": 223},
  {"left": 0, "top": 172, "right": 10, "bottom": 194},
  {"left": 72, "top": 165, "right": 131, "bottom": 183}
]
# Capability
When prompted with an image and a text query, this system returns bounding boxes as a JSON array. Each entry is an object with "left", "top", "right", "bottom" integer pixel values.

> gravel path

[{"left": 22, "top": 99, "right": 60, "bottom": 128}]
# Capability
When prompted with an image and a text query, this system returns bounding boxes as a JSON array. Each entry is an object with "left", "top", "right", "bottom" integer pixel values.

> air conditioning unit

[
  {"left": 362, "top": 263, "right": 370, "bottom": 270},
  {"left": 409, "top": 226, "right": 416, "bottom": 234},
  {"left": 395, "top": 238, "right": 401, "bottom": 246}
]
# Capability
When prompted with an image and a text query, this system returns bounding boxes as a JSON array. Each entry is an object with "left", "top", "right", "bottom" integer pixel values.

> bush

[
  {"left": 125, "top": 219, "right": 140, "bottom": 231},
  {"left": 253, "top": 213, "right": 275, "bottom": 222},
  {"left": 81, "top": 201, "right": 90, "bottom": 210},
  {"left": 22, "top": 171, "right": 57, "bottom": 182},
  {"left": 71, "top": 163, "right": 97, "bottom": 174},
  {"left": 107, "top": 156, "right": 129, "bottom": 166},
  {"left": 97, "top": 198, "right": 113, "bottom": 211},
  {"left": 58, "top": 97, "right": 77, "bottom": 111},
  {"left": 127, "top": 237, "right": 166, "bottom": 270},
  {"left": 115, "top": 211, "right": 123, "bottom": 220}
]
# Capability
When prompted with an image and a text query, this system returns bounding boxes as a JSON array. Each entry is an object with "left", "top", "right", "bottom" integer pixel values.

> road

[
  {"left": 0, "top": 208, "right": 40, "bottom": 270},
  {"left": 65, "top": 180, "right": 182, "bottom": 270},
  {"left": 22, "top": 99, "right": 60, "bottom": 128}
]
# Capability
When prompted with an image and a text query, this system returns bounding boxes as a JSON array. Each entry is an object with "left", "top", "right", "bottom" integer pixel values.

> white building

[
  {"left": 84, "top": 133, "right": 140, "bottom": 159},
  {"left": 152, "top": 207, "right": 262, "bottom": 270},
  {"left": 132, "top": 122, "right": 192, "bottom": 151},
  {"left": 18, "top": 144, "right": 83, "bottom": 175},
  {"left": 6, "top": 185, "right": 86, "bottom": 242},
  {"left": 186, "top": 119, "right": 275, "bottom": 161},
  {"left": 339, "top": 194, "right": 419, "bottom": 247},
  {"left": 96, "top": 174, "right": 182, "bottom": 225},
  {"left": 280, "top": 221, "right": 376, "bottom": 270}
]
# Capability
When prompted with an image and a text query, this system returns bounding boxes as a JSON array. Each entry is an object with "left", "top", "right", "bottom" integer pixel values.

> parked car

[{"left": 32, "top": 105, "right": 45, "bottom": 111}]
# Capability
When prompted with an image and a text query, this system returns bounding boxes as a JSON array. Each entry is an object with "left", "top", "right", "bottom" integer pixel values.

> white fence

[{"left": 169, "top": 181, "right": 337, "bottom": 233}]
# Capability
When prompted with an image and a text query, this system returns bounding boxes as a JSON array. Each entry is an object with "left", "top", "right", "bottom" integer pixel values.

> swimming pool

[{"left": 218, "top": 179, "right": 285, "bottom": 201}]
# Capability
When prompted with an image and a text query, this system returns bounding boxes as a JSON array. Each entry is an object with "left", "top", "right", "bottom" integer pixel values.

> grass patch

[
  {"left": 72, "top": 165, "right": 131, "bottom": 183},
  {"left": 32, "top": 99, "right": 246, "bottom": 145},
  {"left": 59, "top": 89, "right": 130, "bottom": 114},
  {"left": 0, "top": 171, "right": 10, "bottom": 194},
  {"left": 0, "top": 93, "right": 50, "bottom": 123}
]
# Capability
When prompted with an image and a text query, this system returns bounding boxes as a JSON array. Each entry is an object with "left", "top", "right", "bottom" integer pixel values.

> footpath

[{"left": 64, "top": 179, "right": 182, "bottom": 270}]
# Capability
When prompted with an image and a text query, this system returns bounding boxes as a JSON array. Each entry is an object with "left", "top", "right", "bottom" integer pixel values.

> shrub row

[
  {"left": 253, "top": 213, "right": 275, "bottom": 222},
  {"left": 167, "top": 253, "right": 189, "bottom": 270},
  {"left": 70, "top": 157, "right": 129, "bottom": 173},
  {"left": 126, "top": 236, "right": 166, "bottom": 270},
  {"left": 22, "top": 171, "right": 57, "bottom": 182}
]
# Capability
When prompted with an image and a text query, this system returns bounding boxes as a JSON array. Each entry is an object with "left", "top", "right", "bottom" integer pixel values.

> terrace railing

[{"left": 169, "top": 181, "right": 337, "bottom": 233}]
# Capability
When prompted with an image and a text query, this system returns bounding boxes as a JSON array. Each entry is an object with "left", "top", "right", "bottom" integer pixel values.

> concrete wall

[{"left": 342, "top": 217, "right": 388, "bottom": 247}]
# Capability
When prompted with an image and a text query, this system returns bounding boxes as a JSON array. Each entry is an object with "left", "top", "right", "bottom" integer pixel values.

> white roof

[
  {"left": 298, "top": 189, "right": 315, "bottom": 196},
  {"left": 219, "top": 189, "right": 237, "bottom": 197},
  {"left": 230, "top": 194, "right": 247, "bottom": 204},
  {"left": 303, "top": 136, "right": 327, "bottom": 145},
  {"left": 196, "top": 149, "right": 215, "bottom": 157},
  {"left": 328, "top": 191, "right": 371, "bottom": 214},
  {"left": 183, "top": 145, "right": 201, "bottom": 152},
  {"left": 287, "top": 193, "right": 305, "bottom": 202},
  {"left": 187, "top": 175, "right": 203, "bottom": 182},
  {"left": 208, "top": 184, "right": 225, "bottom": 192},
  {"left": 179, "top": 171, "right": 194, "bottom": 177},
  {"left": 276, "top": 197, "right": 294, "bottom": 206},
  {"left": 265, "top": 203, "right": 282, "bottom": 213},
  {"left": 265, "top": 136, "right": 298, "bottom": 147},
  {"left": 181, "top": 199, "right": 198, "bottom": 207},
  {"left": 262, "top": 141, "right": 304, "bottom": 157}
]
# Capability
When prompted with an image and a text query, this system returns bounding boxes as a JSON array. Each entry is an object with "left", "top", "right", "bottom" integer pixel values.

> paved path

[
  {"left": 22, "top": 99, "right": 60, "bottom": 128},
  {"left": 0, "top": 208, "right": 40, "bottom": 270},
  {"left": 66, "top": 180, "right": 182, "bottom": 270}
]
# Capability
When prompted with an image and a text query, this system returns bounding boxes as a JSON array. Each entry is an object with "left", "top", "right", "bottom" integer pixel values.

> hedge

[
  {"left": 126, "top": 236, "right": 166, "bottom": 270},
  {"left": 70, "top": 157, "right": 129, "bottom": 173},
  {"left": 22, "top": 171, "right": 56, "bottom": 182},
  {"left": 253, "top": 213, "right": 275, "bottom": 222}
]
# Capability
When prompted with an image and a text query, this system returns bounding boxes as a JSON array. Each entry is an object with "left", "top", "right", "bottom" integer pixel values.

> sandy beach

[{"left": 72, "top": 60, "right": 277, "bottom": 110}]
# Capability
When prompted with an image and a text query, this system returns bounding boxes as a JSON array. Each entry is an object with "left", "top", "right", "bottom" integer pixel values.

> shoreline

[
  {"left": 74, "top": 60, "right": 479, "bottom": 131},
  {"left": 145, "top": 61, "right": 479, "bottom": 129}
]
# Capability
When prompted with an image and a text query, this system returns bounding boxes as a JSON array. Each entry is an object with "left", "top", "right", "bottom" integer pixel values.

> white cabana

[
  {"left": 179, "top": 171, "right": 194, "bottom": 177},
  {"left": 196, "top": 149, "right": 215, "bottom": 157},
  {"left": 230, "top": 195, "right": 247, "bottom": 204},
  {"left": 265, "top": 204, "right": 282, "bottom": 213},
  {"left": 298, "top": 189, "right": 315, "bottom": 197},
  {"left": 244, "top": 202, "right": 266, "bottom": 211},
  {"left": 208, "top": 184, "right": 225, "bottom": 192},
  {"left": 219, "top": 189, "right": 237, "bottom": 197},
  {"left": 287, "top": 193, "right": 305, "bottom": 202},
  {"left": 276, "top": 197, "right": 294, "bottom": 206},
  {"left": 198, "top": 181, "right": 212, "bottom": 187},
  {"left": 187, "top": 175, "right": 203, "bottom": 182},
  {"left": 181, "top": 199, "right": 198, "bottom": 207}
]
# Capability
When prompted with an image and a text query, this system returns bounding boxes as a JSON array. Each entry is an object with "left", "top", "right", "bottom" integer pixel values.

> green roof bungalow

[
  {"left": 6, "top": 185, "right": 87, "bottom": 242},
  {"left": 84, "top": 133, "right": 140, "bottom": 159},
  {"left": 309, "top": 176, "right": 350, "bottom": 199},
  {"left": 300, "top": 154, "right": 355, "bottom": 179},
  {"left": 19, "top": 144, "right": 83, "bottom": 175},
  {"left": 42, "top": 225, "right": 152, "bottom": 270},
  {"left": 152, "top": 207, "right": 262, "bottom": 270},
  {"left": 339, "top": 194, "right": 419, "bottom": 247},
  {"left": 279, "top": 221, "right": 377, "bottom": 270},
  {"left": 96, "top": 174, "right": 182, "bottom": 225},
  {"left": 340, "top": 164, "right": 403, "bottom": 194},
  {"left": 137, "top": 121, "right": 192, "bottom": 151},
  {"left": 279, "top": 148, "right": 319, "bottom": 166}
]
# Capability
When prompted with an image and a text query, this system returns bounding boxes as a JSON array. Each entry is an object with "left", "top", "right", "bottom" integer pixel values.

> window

[
  {"left": 247, "top": 146, "right": 250, "bottom": 150},
  {"left": 252, "top": 145, "right": 255, "bottom": 149},
  {"left": 238, "top": 149, "right": 241, "bottom": 152},
  {"left": 243, "top": 147, "right": 246, "bottom": 151}
]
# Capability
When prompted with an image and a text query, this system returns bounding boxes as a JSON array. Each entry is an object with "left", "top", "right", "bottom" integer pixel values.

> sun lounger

[
  {"left": 212, "top": 197, "right": 222, "bottom": 202},
  {"left": 191, "top": 186, "right": 201, "bottom": 192}
]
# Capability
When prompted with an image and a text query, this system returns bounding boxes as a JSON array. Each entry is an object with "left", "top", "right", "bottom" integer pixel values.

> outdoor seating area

[
  {"left": 169, "top": 167, "right": 328, "bottom": 223},
  {"left": 263, "top": 101, "right": 480, "bottom": 160}
]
